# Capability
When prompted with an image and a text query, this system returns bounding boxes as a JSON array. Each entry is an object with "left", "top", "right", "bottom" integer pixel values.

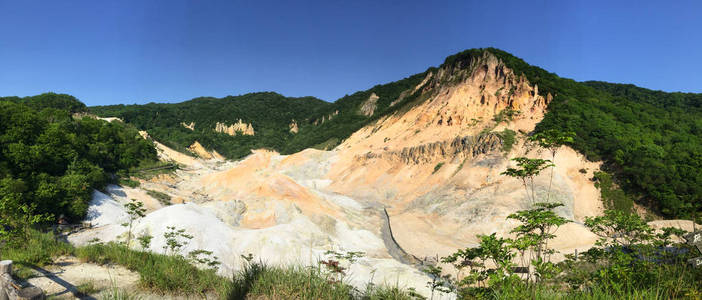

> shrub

[{"left": 433, "top": 162, "right": 445, "bottom": 174}]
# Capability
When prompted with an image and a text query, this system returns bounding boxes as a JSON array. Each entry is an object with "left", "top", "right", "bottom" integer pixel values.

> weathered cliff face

[
  {"left": 289, "top": 120, "right": 299, "bottom": 133},
  {"left": 313, "top": 110, "right": 339, "bottom": 125},
  {"left": 215, "top": 120, "right": 255, "bottom": 136},
  {"left": 323, "top": 51, "right": 601, "bottom": 261},
  {"left": 188, "top": 141, "right": 224, "bottom": 160},
  {"left": 360, "top": 93, "right": 379, "bottom": 116},
  {"left": 181, "top": 121, "right": 195, "bottom": 131},
  {"left": 338, "top": 51, "right": 550, "bottom": 159},
  {"left": 357, "top": 133, "right": 503, "bottom": 165}
]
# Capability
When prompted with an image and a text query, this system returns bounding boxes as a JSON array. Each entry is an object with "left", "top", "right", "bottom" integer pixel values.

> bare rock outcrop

[
  {"left": 215, "top": 120, "right": 255, "bottom": 136},
  {"left": 188, "top": 141, "right": 224, "bottom": 160},
  {"left": 390, "top": 72, "right": 434, "bottom": 107},
  {"left": 181, "top": 121, "right": 195, "bottom": 131},
  {"left": 360, "top": 93, "right": 379, "bottom": 116},
  {"left": 313, "top": 110, "right": 339, "bottom": 125},
  {"left": 357, "top": 133, "right": 503, "bottom": 165},
  {"left": 289, "top": 120, "right": 299, "bottom": 133}
]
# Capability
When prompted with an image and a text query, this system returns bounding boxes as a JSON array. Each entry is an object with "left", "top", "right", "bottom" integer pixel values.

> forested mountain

[
  {"left": 478, "top": 49, "right": 702, "bottom": 219},
  {"left": 35, "top": 48, "right": 702, "bottom": 220},
  {"left": 89, "top": 70, "right": 432, "bottom": 159},
  {"left": 0, "top": 94, "right": 158, "bottom": 223}
]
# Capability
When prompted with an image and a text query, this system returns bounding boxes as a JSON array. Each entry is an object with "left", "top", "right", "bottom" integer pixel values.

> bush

[
  {"left": 146, "top": 190, "right": 171, "bottom": 205},
  {"left": 433, "top": 162, "right": 445, "bottom": 174},
  {"left": 498, "top": 129, "right": 516, "bottom": 153}
]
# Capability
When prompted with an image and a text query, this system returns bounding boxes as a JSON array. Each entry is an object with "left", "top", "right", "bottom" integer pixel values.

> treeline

[
  {"left": 0, "top": 92, "right": 87, "bottom": 113},
  {"left": 89, "top": 71, "right": 430, "bottom": 158},
  {"left": 0, "top": 94, "right": 158, "bottom": 224},
  {"left": 479, "top": 48, "right": 702, "bottom": 219}
]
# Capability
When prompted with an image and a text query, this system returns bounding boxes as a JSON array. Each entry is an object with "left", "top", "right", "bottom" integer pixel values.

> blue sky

[{"left": 1, "top": 1, "right": 700, "bottom": 106}]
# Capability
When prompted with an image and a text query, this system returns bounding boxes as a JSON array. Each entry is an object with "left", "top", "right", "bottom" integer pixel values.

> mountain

[
  {"left": 88, "top": 48, "right": 702, "bottom": 220},
  {"left": 5, "top": 48, "right": 702, "bottom": 299},
  {"left": 72, "top": 50, "right": 606, "bottom": 296}
]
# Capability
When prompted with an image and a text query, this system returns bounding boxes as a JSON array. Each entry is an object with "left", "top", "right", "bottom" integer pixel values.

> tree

[
  {"left": 121, "top": 199, "right": 146, "bottom": 246},
  {"left": 0, "top": 178, "right": 50, "bottom": 256},
  {"left": 529, "top": 130, "right": 575, "bottom": 201},
  {"left": 507, "top": 202, "right": 569, "bottom": 282},
  {"left": 501, "top": 157, "right": 554, "bottom": 205}
]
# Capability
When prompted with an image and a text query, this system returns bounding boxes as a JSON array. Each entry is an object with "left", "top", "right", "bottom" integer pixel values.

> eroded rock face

[
  {"left": 188, "top": 141, "right": 224, "bottom": 160},
  {"left": 215, "top": 120, "right": 255, "bottom": 136},
  {"left": 360, "top": 93, "right": 379, "bottom": 116},
  {"left": 289, "top": 119, "right": 299, "bottom": 133},
  {"left": 326, "top": 51, "right": 602, "bottom": 263},
  {"left": 313, "top": 110, "right": 339, "bottom": 125},
  {"left": 357, "top": 133, "right": 503, "bottom": 165},
  {"left": 181, "top": 121, "right": 195, "bottom": 131}
]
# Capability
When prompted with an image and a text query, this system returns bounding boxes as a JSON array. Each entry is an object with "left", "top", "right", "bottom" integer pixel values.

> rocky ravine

[{"left": 69, "top": 52, "right": 610, "bottom": 298}]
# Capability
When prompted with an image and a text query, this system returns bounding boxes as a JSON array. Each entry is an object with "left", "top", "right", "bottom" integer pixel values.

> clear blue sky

[{"left": 1, "top": 1, "right": 700, "bottom": 106}]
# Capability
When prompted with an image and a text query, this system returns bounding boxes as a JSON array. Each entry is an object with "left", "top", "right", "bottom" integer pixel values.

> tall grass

[
  {"left": 75, "top": 242, "right": 229, "bottom": 297},
  {"left": 2, "top": 230, "right": 700, "bottom": 300},
  {"left": 226, "top": 261, "right": 418, "bottom": 300},
  {"left": 0, "top": 230, "right": 73, "bottom": 279}
]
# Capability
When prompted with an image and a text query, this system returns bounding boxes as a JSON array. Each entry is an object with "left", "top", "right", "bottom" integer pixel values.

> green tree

[
  {"left": 529, "top": 130, "right": 575, "bottom": 201},
  {"left": 121, "top": 199, "right": 146, "bottom": 246},
  {"left": 501, "top": 157, "right": 554, "bottom": 205}
]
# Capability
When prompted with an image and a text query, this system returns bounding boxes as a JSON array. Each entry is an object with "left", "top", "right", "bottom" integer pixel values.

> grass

[
  {"left": 117, "top": 177, "right": 140, "bottom": 188},
  {"left": 492, "top": 108, "right": 520, "bottom": 124},
  {"left": 497, "top": 129, "right": 516, "bottom": 153},
  {"left": 145, "top": 189, "right": 171, "bottom": 205},
  {"left": 75, "top": 242, "right": 229, "bottom": 296},
  {"left": 100, "top": 286, "right": 142, "bottom": 300},
  {"left": 1, "top": 230, "right": 73, "bottom": 280},
  {"left": 130, "top": 161, "right": 179, "bottom": 180},
  {"left": 76, "top": 280, "right": 101, "bottom": 297},
  {"left": 312, "top": 137, "right": 340, "bottom": 151},
  {"left": 229, "top": 262, "right": 419, "bottom": 300},
  {"left": 3, "top": 230, "right": 701, "bottom": 300}
]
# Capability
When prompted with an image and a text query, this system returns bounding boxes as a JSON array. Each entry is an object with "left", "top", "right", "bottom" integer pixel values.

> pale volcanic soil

[{"left": 65, "top": 52, "right": 693, "bottom": 298}]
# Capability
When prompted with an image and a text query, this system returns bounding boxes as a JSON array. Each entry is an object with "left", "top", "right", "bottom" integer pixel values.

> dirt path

[{"left": 26, "top": 256, "right": 139, "bottom": 299}]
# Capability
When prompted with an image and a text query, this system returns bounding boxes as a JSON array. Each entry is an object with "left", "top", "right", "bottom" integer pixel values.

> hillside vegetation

[
  {"left": 89, "top": 71, "right": 430, "bottom": 158},
  {"left": 0, "top": 94, "right": 158, "bottom": 224}
]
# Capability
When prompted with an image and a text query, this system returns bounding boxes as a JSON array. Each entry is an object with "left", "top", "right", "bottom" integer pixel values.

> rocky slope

[{"left": 69, "top": 51, "right": 613, "bottom": 298}]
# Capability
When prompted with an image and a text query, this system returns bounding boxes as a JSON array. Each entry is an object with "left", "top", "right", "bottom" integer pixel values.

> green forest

[{"left": 0, "top": 94, "right": 158, "bottom": 225}]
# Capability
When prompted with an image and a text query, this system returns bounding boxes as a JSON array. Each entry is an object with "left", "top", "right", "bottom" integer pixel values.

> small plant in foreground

[
  {"left": 501, "top": 157, "right": 553, "bottom": 205},
  {"left": 321, "top": 250, "right": 364, "bottom": 283},
  {"left": 422, "top": 264, "right": 452, "bottom": 300},
  {"left": 76, "top": 280, "right": 100, "bottom": 297},
  {"left": 162, "top": 226, "right": 193, "bottom": 256},
  {"left": 121, "top": 199, "right": 146, "bottom": 246},
  {"left": 136, "top": 232, "right": 152, "bottom": 250},
  {"left": 188, "top": 249, "right": 221, "bottom": 271}
]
